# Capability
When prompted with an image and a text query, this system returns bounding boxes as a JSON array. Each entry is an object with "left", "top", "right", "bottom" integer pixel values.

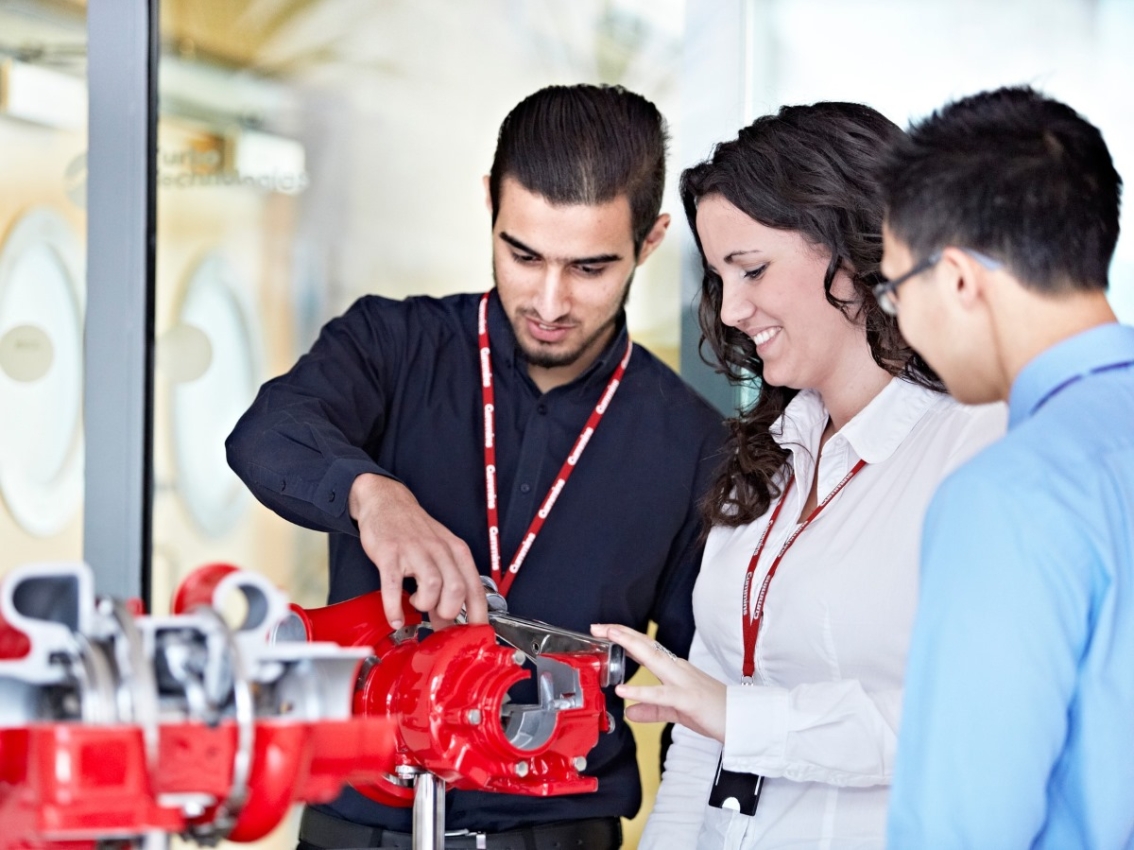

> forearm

[
  {"left": 227, "top": 297, "right": 401, "bottom": 533},
  {"left": 723, "top": 680, "right": 902, "bottom": 787},
  {"left": 226, "top": 414, "right": 389, "bottom": 535}
]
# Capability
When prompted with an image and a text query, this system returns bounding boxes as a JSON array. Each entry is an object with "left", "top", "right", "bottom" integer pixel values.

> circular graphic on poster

[
  {"left": 170, "top": 252, "right": 262, "bottom": 537},
  {"left": 0, "top": 207, "right": 85, "bottom": 537}
]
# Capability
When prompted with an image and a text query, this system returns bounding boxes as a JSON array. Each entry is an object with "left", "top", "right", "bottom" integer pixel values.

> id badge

[{"left": 706, "top": 753, "right": 763, "bottom": 816}]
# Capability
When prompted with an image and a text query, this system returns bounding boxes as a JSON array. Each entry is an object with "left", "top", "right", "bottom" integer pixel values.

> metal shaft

[{"left": 413, "top": 772, "right": 446, "bottom": 850}]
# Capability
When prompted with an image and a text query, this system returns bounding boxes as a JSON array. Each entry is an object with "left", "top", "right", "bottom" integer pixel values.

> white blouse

[{"left": 640, "top": 378, "right": 1006, "bottom": 850}]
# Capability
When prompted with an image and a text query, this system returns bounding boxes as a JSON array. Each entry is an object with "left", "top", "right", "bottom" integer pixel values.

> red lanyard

[
  {"left": 479, "top": 292, "right": 632, "bottom": 597},
  {"left": 740, "top": 457, "right": 867, "bottom": 681}
]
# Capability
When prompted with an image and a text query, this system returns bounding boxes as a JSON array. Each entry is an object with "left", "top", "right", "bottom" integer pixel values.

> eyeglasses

[
  {"left": 873, "top": 249, "right": 1003, "bottom": 316},
  {"left": 873, "top": 252, "right": 941, "bottom": 316}
]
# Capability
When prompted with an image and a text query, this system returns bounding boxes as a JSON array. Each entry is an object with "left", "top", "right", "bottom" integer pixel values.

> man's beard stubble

[{"left": 494, "top": 270, "right": 634, "bottom": 370}]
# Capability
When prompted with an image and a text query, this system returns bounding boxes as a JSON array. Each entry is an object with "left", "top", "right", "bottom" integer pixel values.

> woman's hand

[{"left": 591, "top": 623, "right": 727, "bottom": 743}]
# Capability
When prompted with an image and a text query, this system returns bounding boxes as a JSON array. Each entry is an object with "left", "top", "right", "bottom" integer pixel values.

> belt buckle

[{"left": 444, "top": 828, "right": 488, "bottom": 849}]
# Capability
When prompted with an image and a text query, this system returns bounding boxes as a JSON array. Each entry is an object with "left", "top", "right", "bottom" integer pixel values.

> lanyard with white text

[
  {"left": 479, "top": 292, "right": 633, "bottom": 597},
  {"left": 740, "top": 458, "right": 867, "bottom": 681}
]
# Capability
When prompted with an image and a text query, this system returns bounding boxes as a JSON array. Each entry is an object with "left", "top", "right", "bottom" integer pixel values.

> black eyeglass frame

[
  {"left": 872, "top": 251, "right": 942, "bottom": 315},
  {"left": 873, "top": 248, "right": 1003, "bottom": 315}
]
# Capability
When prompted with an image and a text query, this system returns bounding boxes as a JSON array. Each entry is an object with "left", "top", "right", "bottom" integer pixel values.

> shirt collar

[
  {"left": 1009, "top": 323, "right": 1134, "bottom": 428},
  {"left": 775, "top": 377, "right": 943, "bottom": 465},
  {"left": 486, "top": 288, "right": 630, "bottom": 394}
]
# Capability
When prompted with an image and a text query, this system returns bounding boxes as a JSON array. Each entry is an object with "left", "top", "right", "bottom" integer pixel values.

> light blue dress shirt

[{"left": 888, "top": 323, "right": 1134, "bottom": 849}]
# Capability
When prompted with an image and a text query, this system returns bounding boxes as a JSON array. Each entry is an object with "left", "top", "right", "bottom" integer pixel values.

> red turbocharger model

[
  {"left": 0, "top": 561, "right": 624, "bottom": 850},
  {"left": 176, "top": 563, "right": 624, "bottom": 805}
]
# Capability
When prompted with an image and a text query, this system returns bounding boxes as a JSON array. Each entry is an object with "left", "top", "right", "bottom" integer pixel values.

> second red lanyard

[
  {"left": 741, "top": 457, "right": 867, "bottom": 681},
  {"left": 479, "top": 292, "right": 632, "bottom": 597}
]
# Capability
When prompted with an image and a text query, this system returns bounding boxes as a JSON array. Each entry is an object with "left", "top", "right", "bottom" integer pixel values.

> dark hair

[
  {"left": 680, "top": 102, "right": 943, "bottom": 528},
  {"left": 881, "top": 85, "right": 1122, "bottom": 292},
  {"left": 489, "top": 84, "right": 668, "bottom": 254}
]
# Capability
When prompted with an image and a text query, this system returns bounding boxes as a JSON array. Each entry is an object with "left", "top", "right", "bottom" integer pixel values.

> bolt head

[
  {"left": 466, "top": 709, "right": 482, "bottom": 725},
  {"left": 512, "top": 649, "right": 526, "bottom": 666},
  {"left": 573, "top": 756, "right": 587, "bottom": 772},
  {"left": 514, "top": 760, "right": 529, "bottom": 777}
]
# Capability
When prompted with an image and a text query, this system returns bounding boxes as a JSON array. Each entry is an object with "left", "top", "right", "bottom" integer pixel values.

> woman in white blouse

[{"left": 592, "top": 103, "right": 1004, "bottom": 849}]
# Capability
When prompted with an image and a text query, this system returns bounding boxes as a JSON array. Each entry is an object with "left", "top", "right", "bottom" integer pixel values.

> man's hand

[
  {"left": 350, "top": 473, "right": 488, "bottom": 629},
  {"left": 590, "top": 623, "right": 726, "bottom": 742}
]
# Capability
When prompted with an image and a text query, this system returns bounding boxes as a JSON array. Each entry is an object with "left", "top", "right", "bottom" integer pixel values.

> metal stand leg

[{"left": 413, "top": 772, "right": 446, "bottom": 850}]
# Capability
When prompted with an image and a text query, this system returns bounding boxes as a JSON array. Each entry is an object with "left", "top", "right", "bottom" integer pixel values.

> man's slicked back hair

[
  {"left": 881, "top": 85, "right": 1122, "bottom": 292},
  {"left": 489, "top": 84, "right": 668, "bottom": 253}
]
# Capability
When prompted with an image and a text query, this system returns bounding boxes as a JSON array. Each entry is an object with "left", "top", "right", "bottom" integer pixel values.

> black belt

[{"left": 298, "top": 807, "right": 622, "bottom": 850}]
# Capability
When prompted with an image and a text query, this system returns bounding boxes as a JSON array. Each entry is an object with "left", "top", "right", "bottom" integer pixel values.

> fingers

[
  {"left": 624, "top": 701, "right": 680, "bottom": 725},
  {"left": 441, "top": 537, "right": 487, "bottom": 624},
  {"left": 370, "top": 540, "right": 458, "bottom": 629},
  {"left": 355, "top": 476, "right": 487, "bottom": 625},
  {"left": 616, "top": 682, "right": 679, "bottom": 708},
  {"left": 406, "top": 532, "right": 485, "bottom": 623},
  {"left": 458, "top": 550, "right": 490, "bottom": 625},
  {"left": 616, "top": 681, "right": 686, "bottom": 726},
  {"left": 378, "top": 571, "right": 407, "bottom": 631},
  {"left": 591, "top": 624, "right": 681, "bottom": 678}
]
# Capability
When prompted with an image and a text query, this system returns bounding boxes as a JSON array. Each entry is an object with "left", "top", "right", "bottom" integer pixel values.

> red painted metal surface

[
  {"left": 297, "top": 589, "right": 605, "bottom": 804},
  {"left": 0, "top": 565, "right": 610, "bottom": 849}
]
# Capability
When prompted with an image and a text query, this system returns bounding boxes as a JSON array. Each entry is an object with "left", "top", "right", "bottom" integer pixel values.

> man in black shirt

[{"left": 227, "top": 84, "right": 726, "bottom": 849}]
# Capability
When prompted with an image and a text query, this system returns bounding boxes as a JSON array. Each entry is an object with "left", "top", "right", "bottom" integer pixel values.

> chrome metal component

[
  {"left": 392, "top": 622, "right": 429, "bottom": 645},
  {"left": 573, "top": 756, "right": 587, "bottom": 772},
  {"left": 68, "top": 634, "right": 118, "bottom": 724},
  {"left": 181, "top": 606, "right": 256, "bottom": 845},
  {"left": 513, "top": 760, "right": 529, "bottom": 778},
  {"left": 103, "top": 597, "right": 161, "bottom": 770},
  {"left": 356, "top": 655, "right": 380, "bottom": 689},
  {"left": 480, "top": 575, "right": 508, "bottom": 615},
  {"left": 0, "top": 561, "right": 377, "bottom": 844},
  {"left": 455, "top": 576, "right": 509, "bottom": 626},
  {"left": 268, "top": 608, "right": 308, "bottom": 643},
  {"left": 466, "top": 708, "right": 482, "bottom": 725},
  {"left": 412, "top": 773, "right": 446, "bottom": 850},
  {"left": 489, "top": 612, "right": 625, "bottom": 687}
]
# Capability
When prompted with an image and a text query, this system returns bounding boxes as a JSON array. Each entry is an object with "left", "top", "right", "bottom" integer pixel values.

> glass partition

[
  {"left": 152, "top": 3, "right": 686, "bottom": 847},
  {"left": 713, "top": 0, "right": 1134, "bottom": 411},
  {"left": 0, "top": 0, "right": 87, "bottom": 579},
  {"left": 740, "top": 0, "right": 1134, "bottom": 318}
]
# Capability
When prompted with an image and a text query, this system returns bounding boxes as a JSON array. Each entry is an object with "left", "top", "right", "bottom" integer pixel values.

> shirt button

[
  {"left": 537, "top": 403, "right": 548, "bottom": 415},
  {"left": 520, "top": 483, "right": 531, "bottom": 494},
  {"left": 328, "top": 491, "right": 336, "bottom": 503}
]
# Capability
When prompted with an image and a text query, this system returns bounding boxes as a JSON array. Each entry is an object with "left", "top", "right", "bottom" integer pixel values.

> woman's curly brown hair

[{"left": 680, "top": 102, "right": 943, "bottom": 528}]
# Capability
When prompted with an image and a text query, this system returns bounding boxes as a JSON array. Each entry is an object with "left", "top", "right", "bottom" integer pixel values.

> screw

[
  {"left": 512, "top": 649, "right": 525, "bottom": 665},
  {"left": 573, "top": 756, "right": 587, "bottom": 772},
  {"left": 514, "top": 760, "right": 529, "bottom": 777},
  {"left": 466, "top": 709, "right": 482, "bottom": 725}
]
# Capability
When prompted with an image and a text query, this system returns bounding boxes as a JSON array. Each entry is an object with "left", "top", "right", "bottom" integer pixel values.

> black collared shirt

[{"left": 227, "top": 289, "right": 726, "bottom": 832}]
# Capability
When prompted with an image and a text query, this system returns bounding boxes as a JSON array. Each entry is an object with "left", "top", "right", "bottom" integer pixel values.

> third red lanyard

[
  {"left": 741, "top": 457, "right": 867, "bottom": 681},
  {"left": 479, "top": 292, "right": 632, "bottom": 597}
]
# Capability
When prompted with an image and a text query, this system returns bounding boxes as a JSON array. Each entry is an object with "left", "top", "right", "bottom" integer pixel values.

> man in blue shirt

[
  {"left": 875, "top": 86, "right": 1134, "bottom": 848},
  {"left": 227, "top": 84, "right": 726, "bottom": 848}
]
